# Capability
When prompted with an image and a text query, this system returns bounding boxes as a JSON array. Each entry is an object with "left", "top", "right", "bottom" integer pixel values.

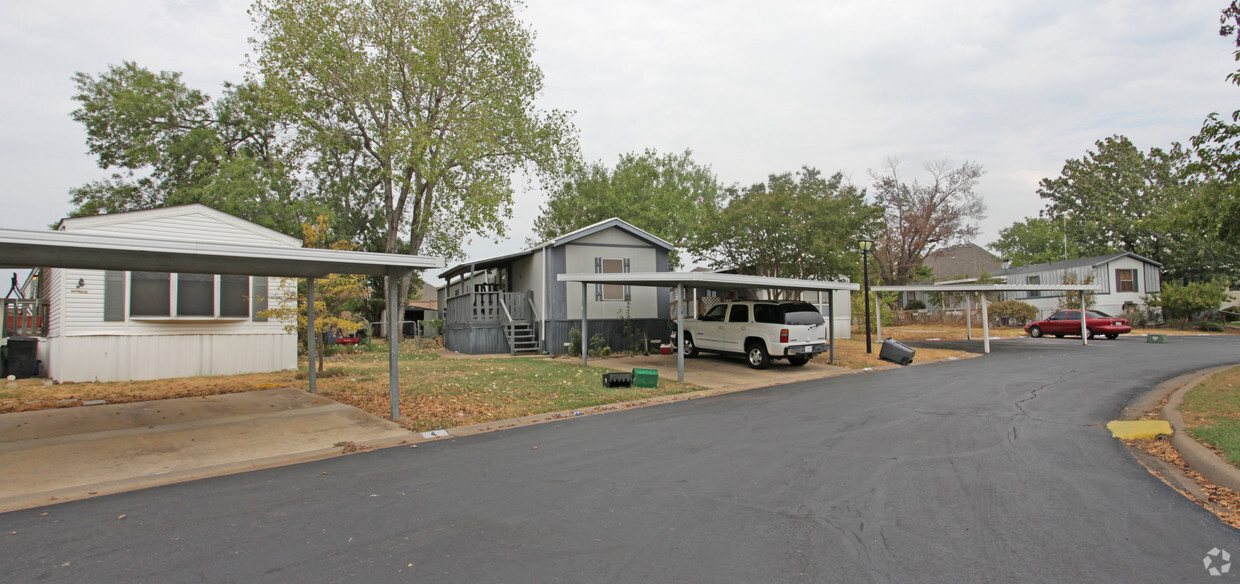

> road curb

[{"left": 1160, "top": 366, "right": 1240, "bottom": 494}]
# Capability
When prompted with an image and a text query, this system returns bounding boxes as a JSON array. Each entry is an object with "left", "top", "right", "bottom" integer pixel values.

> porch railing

[
  {"left": 446, "top": 291, "right": 534, "bottom": 326},
  {"left": 3, "top": 298, "right": 48, "bottom": 337}
]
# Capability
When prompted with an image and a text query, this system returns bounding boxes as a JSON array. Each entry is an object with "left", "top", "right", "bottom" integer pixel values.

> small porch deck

[{"left": 444, "top": 289, "right": 540, "bottom": 355}]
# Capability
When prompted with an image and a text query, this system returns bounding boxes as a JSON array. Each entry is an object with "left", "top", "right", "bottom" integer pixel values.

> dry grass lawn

[{"left": 0, "top": 336, "right": 975, "bottom": 432}]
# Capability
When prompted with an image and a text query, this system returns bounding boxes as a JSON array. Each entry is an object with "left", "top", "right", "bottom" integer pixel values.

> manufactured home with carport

[
  {"left": 438, "top": 218, "right": 672, "bottom": 356},
  {"left": 30, "top": 204, "right": 300, "bottom": 382}
]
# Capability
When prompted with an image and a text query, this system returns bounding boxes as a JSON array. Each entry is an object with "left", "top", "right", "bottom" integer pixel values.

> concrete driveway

[
  {"left": 588, "top": 350, "right": 857, "bottom": 392},
  {"left": 0, "top": 388, "right": 412, "bottom": 512}
]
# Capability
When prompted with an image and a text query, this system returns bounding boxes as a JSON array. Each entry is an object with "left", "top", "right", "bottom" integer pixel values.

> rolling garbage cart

[{"left": 878, "top": 338, "right": 915, "bottom": 366}]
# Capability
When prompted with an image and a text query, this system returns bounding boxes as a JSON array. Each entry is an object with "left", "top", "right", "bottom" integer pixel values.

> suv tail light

[{"left": 780, "top": 329, "right": 789, "bottom": 343}]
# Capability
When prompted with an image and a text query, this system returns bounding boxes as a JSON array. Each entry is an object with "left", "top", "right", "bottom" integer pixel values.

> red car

[{"left": 1025, "top": 310, "right": 1132, "bottom": 340}]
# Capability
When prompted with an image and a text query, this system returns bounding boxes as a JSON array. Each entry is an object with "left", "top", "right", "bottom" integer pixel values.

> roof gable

[
  {"left": 439, "top": 218, "right": 673, "bottom": 280},
  {"left": 58, "top": 204, "right": 301, "bottom": 247},
  {"left": 551, "top": 218, "right": 674, "bottom": 250}
]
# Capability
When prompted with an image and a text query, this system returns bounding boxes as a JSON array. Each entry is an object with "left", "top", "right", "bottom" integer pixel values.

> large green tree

[
  {"left": 534, "top": 148, "right": 721, "bottom": 267},
  {"left": 1191, "top": 1, "right": 1240, "bottom": 244},
  {"left": 869, "top": 158, "right": 986, "bottom": 284},
  {"left": 689, "top": 167, "right": 882, "bottom": 295},
  {"left": 68, "top": 62, "right": 312, "bottom": 236},
  {"left": 1038, "top": 135, "right": 1235, "bottom": 281},
  {"left": 252, "top": 0, "right": 578, "bottom": 304},
  {"left": 988, "top": 216, "right": 1076, "bottom": 266}
]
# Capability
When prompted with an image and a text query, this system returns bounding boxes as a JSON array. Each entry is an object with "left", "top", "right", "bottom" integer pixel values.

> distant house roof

[
  {"left": 922, "top": 243, "right": 1003, "bottom": 281},
  {"left": 997, "top": 252, "right": 1163, "bottom": 277},
  {"left": 439, "top": 218, "right": 672, "bottom": 281}
]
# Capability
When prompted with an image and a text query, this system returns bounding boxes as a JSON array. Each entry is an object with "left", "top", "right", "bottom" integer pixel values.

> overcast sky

[{"left": 2, "top": 0, "right": 1238, "bottom": 283}]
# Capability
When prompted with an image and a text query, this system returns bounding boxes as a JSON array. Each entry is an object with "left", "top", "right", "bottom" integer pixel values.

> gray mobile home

[{"left": 439, "top": 218, "right": 673, "bottom": 356}]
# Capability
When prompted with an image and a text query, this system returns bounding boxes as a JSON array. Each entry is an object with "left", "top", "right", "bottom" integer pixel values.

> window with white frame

[
  {"left": 594, "top": 257, "right": 630, "bottom": 301},
  {"left": 108, "top": 271, "right": 265, "bottom": 320},
  {"left": 1027, "top": 275, "right": 1041, "bottom": 297},
  {"left": 1116, "top": 269, "right": 1137, "bottom": 293}
]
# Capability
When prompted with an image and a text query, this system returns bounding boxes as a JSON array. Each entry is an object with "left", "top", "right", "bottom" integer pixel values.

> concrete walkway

[{"left": 0, "top": 388, "right": 412, "bottom": 512}]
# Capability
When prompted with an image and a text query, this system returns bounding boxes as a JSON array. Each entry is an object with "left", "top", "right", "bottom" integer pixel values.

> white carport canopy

[
  {"left": 0, "top": 227, "right": 444, "bottom": 420},
  {"left": 869, "top": 284, "right": 1102, "bottom": 354},
  {"left": 557, "top": 272, "right": 860, "bottom": 382}
]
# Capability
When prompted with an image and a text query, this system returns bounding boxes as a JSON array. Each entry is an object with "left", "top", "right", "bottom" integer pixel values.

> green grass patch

[{"left": 1181, "top": 365, "right": 1240, "bottom": 466}]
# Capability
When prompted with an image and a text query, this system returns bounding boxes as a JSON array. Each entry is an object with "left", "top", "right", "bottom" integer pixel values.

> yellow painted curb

[{"left": 1107, "top": 420, "right": 1173, "bottom": 440}]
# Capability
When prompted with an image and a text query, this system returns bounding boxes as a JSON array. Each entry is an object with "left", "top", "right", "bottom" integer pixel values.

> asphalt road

[{"left": 4, "top": 335, "right": 1240, "bottom": 583}]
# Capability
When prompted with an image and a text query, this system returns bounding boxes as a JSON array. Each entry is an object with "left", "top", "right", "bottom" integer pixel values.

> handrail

[
  {"left": 526, "top": 294, "right": 539, "bottom": 322},
  {"left": 498, "top": 296, "right": 514, "bottom": 324}
]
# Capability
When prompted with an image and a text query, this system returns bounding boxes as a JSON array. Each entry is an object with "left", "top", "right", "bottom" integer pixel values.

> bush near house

[
  {"left": 988, "top": 300, "right": 1038, "bottom": 327},
  {"left": 1145, "top": 280, "right": 1229, "bottom": 329}
]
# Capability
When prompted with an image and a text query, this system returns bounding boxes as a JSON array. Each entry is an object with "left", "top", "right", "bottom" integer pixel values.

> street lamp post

[{"left": 858, "top": 237, "right": 874, "bottom": 354}]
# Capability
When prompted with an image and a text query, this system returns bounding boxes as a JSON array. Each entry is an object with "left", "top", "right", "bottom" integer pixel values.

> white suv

[{"left": 680, "top": 300, "right": 829, "bottom": 369}]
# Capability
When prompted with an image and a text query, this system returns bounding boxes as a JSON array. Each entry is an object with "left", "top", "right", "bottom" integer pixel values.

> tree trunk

[{"left": 317, "top": 333, "right": 325, "bottom": 373}]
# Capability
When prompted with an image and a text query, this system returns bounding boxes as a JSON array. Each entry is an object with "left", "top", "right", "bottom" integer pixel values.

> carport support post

[
  {"left": 827, "top": 290, "right": 835, "bottom": 365},
  {"left": 677, "top": 283, "right": 685, "bottom": 382},
  {"left": 581, "top": 282, "right": 588, "bottom": 366},
  {"left": 874, "top": 290, "right": 882, "bottom": 342},
  {"left": 981, "top": 292, "right": 991, "bottom": 354},
  {"left": 1081, "top": 290, "right": 1088, "bottom": 346},
  {"left": 965, "top": 293, "right": 973, "bottom": 340},
  {"left": 387, "top": 272, "right": 402, "bottom": 421},
  {"left": 306, "top": 277, "right": 316, "bottom": 394}
]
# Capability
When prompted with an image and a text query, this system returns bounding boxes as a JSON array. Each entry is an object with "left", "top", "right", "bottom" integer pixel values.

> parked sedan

[{"left": 1025, "top": 310, "right": 1132, "bottom": 340}]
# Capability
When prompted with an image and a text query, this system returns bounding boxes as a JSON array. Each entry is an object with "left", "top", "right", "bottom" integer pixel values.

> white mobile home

[
  {"left": 32, "top": 204, "right": 298, "bottom": 382},
  {"left": 997, "top": 253, "right": 1162, "bottom": 318}
]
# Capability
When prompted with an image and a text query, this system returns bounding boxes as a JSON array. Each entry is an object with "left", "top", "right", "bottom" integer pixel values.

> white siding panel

[
  {"left": 564, "top": 244, "right": 659, "bottom": 319},
  {"left": 573, "top": 229, "right": 649, "bottom": 247},
  {"left": 66, "top": 210, "right": 298, "bottom": 248},
  {"left": 47, "top": 334, "right": 296, "bottom": 383},
  {"left": 45, "top": 267, "right": 64, "bottom": 337}
]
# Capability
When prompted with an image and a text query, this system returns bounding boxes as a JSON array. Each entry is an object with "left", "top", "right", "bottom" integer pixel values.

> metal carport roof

[
  {"left": 0, "top": 227, "right": 444, "bottom": 420},
  {"left": 558, "top": 272, "right": 859, "bottom": 382},
  {"left": 870, "top": 283, "right": 1102, "bottom": 353}
]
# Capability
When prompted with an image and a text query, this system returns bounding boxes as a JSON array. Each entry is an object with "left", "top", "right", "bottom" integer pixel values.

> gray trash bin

[
  {"left": 879, "top": 337, "right": 915, "bottom": 366},
  {"left": 5, "top": 337, "right": 38, "bottom": 379}
]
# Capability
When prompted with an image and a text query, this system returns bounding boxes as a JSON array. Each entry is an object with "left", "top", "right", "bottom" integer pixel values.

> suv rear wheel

[
  {"left": 787, "top": 354, "right": 811, "bottom": 367},
  {"left": 682, "top": 333, "right": 699, "bottom": 358},
  {"left": 746, "top": 341, "right": 770, "bottom": 369}
]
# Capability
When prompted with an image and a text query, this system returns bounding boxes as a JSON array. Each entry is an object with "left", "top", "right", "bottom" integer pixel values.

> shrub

[
  {"left": 1201, "top": 320, "right": 1226, "bottom": 332},
  {"left": 904, "top": 299, "right": 926, "bottom": 311},
  {"left": 989, "top": 300, "right": 1037, "bottom": 327},
  {"left": 1146, "top": 280, "right": 1229, "bottom": 329}
]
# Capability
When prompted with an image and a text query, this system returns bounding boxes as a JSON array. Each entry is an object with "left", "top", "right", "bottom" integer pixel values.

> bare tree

[{"left": 869, "top": 158, "right": 986, "bottom": 284}]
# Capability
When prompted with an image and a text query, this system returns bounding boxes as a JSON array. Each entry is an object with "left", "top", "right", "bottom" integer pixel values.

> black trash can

[
  {"left": 878, "top": 337, "right": 915, "bottom": 366},
  {"left": 5, "top": 337, "right": 38, "bottom": 379}
]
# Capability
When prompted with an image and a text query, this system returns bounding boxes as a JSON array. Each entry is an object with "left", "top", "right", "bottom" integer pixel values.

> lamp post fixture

[{"left": 857, "top": 237, "right": 875, "bottom": 354}]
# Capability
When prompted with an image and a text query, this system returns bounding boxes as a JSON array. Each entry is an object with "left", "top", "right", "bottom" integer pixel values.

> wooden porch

[{"left": 444, "top": 289, "right": 541, "bottom": 355}]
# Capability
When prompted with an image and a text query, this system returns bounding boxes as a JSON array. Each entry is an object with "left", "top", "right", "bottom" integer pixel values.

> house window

[
  {"left": 601, "top": 259, "right": 624, "bottom": 300},
  {"left": 220, "top": 275, "right": 250, "bottom": 317},
  {"left": 594, "top": 257, "right": 630, "bottom": 301},
  {"left": 1027, "top": 275, "right": 1040, "bottom": 298},
  {"left": 177, "top": 273, "right": 215, "bottom": 316},
  {"left": 1116, "top": 269, "right": 1137, "bottom": 293},
  {"left": 131, "top": 272, "right": 172, "bottom": 317},
  {"left": 127, "top": 272, "right": 258, "bottom": 318}
]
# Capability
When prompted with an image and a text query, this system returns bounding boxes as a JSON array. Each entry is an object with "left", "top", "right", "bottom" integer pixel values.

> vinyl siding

[
  {"left": 46, "top": 334, "right": 297, "bottom": 383},
  {"left": 40, "top": 206, "right": 300, "bottom": 381}
]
